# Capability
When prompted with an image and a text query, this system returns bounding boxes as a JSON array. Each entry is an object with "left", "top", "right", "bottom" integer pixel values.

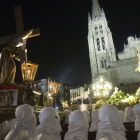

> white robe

[
  {"left": 55, "top": 111, "right": 62, "bottom": 132},
  {"left": 134, "top": 103, "right": 140, "bottom": 140},
  {"left": 64, "top": 110, "right": 70, "bottom": 124},
  {"left": 119, "top": 110, "right": 125, "bottom": 122},
  {"left": 4, "top": 104, "right": 36, "bottom": 140},
  {"left": 124, "top": 107, "right": 135, "bottom": 122},
  {"left": 89, "top": 110, "right": 99, "bottom": 131},
  {"left": 0, "top": 121, "right": 9, "bottom": 140},
  {"left": 64, "top": 110, "right": 89, "bottom": 140},
  {"left": 96, "top": 105, "right": 127, "bottom": 140},
  {"left": 83, "top": 110, "right": 91, "bottom": 123},
  {"left": 34, "top": 107, "right": 61, "bottom": 140}
]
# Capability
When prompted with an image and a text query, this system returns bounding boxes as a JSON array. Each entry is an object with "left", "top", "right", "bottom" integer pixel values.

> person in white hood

[
  {"left": 0, "top": 121, "right": 9, "bottom": 140},
  {"left": 89, "top": 110, "right": 99, "bottom": 131},
  {"left": 119, "top": 110, "right": 125, "bottom": 122},
  {"left": 96, "top": 105, "right": 127, "bottom": 140},
  {"left": 0, "top": 118, "right": 16, "bottom": 140},
  {"left": 34, "top": 107, "right": 61, "bottom": 140},
  {"left": 124, "top": 107, "right": 135, "bottom": 122},
  {"left": 4, "top": 104, "right": 36, "bottom": 140},
  {"left": 83, "top": 110, "right": 91, "bottom": 123},
  {"left": 134, "top": 103, "right": 140, "bottom": 140},
  {"left": 64, "top": 109, "right": 71, "bottom": 124},
  {"left": 64, "top": 110, "right": 89, "bottom": 140},
  {"left": 55, "top": 110, "right": 62, "bottom": 132}
]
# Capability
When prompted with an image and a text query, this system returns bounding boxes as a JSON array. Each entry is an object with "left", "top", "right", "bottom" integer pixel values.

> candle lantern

[{"left": 21, "top": 62, "right": 39, "bottom": 83}]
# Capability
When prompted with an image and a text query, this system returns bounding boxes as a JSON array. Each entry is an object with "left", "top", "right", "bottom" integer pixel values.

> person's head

[
  {"left": 64, "top": 110, "right": 89, "bottom": 140},
  {"left": 99, "top": 105, "right": 121, "bottom": 130},
  {"left": 134, "top": 103, "right": 140, "bottom": 116},
  {"left": 91, "top": 110, "right": 99, "bottom": 124},
  {"left": 69, "top": 110, "right": 88, "bottom": 130},
  {"left": 15, "top": 104, "right": 34, "bottom": 122},
  {"left": 39, "top": 107, "right": 59, "bottom": 129},
  {"left": 124, "top": 107, "right": 135, "bottom": 116}
]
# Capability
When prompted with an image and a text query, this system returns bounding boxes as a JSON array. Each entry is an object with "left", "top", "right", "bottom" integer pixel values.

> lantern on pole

[{"left": 21, "top": 62, "right": 39, "bottom": 83}]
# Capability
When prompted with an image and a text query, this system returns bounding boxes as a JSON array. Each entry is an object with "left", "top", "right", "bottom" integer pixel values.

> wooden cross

[{"left": 0, "top": 5, "right": 40, "bottom": 65}]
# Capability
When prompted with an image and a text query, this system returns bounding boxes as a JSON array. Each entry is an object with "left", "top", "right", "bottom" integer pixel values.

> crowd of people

[{"left": 0, "top": 103, "right": 140, "bottom": 140}]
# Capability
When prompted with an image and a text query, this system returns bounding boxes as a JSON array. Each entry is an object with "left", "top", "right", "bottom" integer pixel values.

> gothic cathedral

[{"left": 88, "top": 0, "right": 140, "bottom": 93}]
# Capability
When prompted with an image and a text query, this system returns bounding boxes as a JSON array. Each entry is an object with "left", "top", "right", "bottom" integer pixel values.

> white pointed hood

[
  {"left": 15, "top": 104, "right": 36, "bottom": 137},
  {"left": 96, "top": 105, "right": 126, "bottom": 140},
  {"left": 134, "top": 103, "right": 140, "bottom": 131},
  {"left": 35, "top": 107, "right": 61, "bottom": 140},
  {"left": 64, "top": 109, "right": 71, "bottom": 124},
  {"left": 64, "top": 110, "right": 89, "bottom": 140},
  {"left": 124, "top": 107, "right": 135, "bottom": 122},
  {"left": 89, "top": 110, "right": 99, "bottom": 131}
]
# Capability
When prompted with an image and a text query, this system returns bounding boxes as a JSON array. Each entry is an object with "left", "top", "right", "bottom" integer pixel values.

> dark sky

[{"left": 0, "top": 0, "right": 140, "bottom": 87}]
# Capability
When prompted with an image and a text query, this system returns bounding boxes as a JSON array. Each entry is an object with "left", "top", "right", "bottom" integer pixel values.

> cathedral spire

[{"left": 92, "top": 0, "right": 102, "bottom": 19}]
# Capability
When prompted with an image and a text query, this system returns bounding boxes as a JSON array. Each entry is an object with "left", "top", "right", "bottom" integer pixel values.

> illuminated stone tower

[{"left": 88, "top": 0, "right": 116, "bottom": 83}]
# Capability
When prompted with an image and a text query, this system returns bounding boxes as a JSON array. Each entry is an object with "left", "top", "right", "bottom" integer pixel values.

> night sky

[{"left": 0, "top": 0, "right": 140, "bottom": 87}]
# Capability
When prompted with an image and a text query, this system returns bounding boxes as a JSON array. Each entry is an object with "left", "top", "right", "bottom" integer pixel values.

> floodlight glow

[{"left": 56, "top": 106, "right": 59, "bottom": 110}]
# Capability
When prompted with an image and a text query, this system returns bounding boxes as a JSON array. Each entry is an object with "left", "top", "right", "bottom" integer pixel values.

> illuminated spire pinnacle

[{"left": 92, "top": 0, "right": 102, "bottom": 19}]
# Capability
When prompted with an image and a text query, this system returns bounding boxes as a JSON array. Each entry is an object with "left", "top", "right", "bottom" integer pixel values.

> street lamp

[{"left": 92, "top": 77, "right": 112, "bottom": 99}]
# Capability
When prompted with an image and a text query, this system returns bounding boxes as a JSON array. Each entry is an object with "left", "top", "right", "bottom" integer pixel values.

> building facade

[
  {"left": 32, "top": 78, "right": 70, "bottom": 109},
  {"left": 70, "top": 86, "right": 89, "bottom": 104},
  {"left": 88, "top": 0, "right": 140, "bottom": 93}
]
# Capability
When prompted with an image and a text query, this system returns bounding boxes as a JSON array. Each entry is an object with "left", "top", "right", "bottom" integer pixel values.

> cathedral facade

[{"left": 88, "top": 0, "right": 140, "bottom": 93}]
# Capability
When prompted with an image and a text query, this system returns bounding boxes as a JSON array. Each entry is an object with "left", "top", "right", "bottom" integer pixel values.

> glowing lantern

[{"left": 21, "top": 62, "right": 39, "bottom": 83}]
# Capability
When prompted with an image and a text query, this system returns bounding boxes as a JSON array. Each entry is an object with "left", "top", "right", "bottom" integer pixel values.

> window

[
  {"left": 95, "top": 26, "right": 98, "bottom": 30},
  {"left": 97, "top": 38, "right": 101, "bottom": 51},
  {"left": 99, "top": 25, "right": 103, "bottom": 34},
  {"left": 102, "top": 37, "right": 105, "bottom": 50},
  {"left": 99, "top": 25, "right": 102, "bottom": 29},
  {"left": 95, "top": 26, "right": 98, "bottom": 35},
  {"left": 101, "top": 58, "right": 106, "bottom": 69}
]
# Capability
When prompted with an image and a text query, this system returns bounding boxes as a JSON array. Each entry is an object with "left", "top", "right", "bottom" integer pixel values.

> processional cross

[
  {"left": 0, "top": 5, "right": 40, "bottom": 65},
  {"left": 0, "top": 5, "right": 40, "bottom": 84}
]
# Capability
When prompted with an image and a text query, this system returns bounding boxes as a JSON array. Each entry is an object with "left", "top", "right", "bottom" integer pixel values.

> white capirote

[
  {"left": 96, "top": 105, "right": 127, "bottom": 140},
  {"left": 124, "top": 107, "right": 135, "bottom": 122},
  {"left": 4, "top": 104, "right": 36, "bottom": 140},
  {"left": 119, "top": 110, "right": 125, "bottom": 122},
  {"left": 34, "top": 107, "right": 61, "bottom": 140},
  {"left": 89, "top": 110, "right": 99, "bottom": 131},
  {"left": 0, "top": 118, "right": 16, "bottom": 140},
  {"left": 64, "top": 109, "right": 71, "bottom": 124},
  {"left": 134, "top": 103, "right": 140, "bottom": 140},
  {"left": 64, "top": 110, "right": 89, "bottom": 140},
  {"left": 0, "top": 121, "right": 9, "bottom": 140},
  {"left": 134, "top": 103, "right": 140, "bottom": 131},
  {"left": 83, "top": 110, "right": 91, "bottom": 122},
  {"left": 55, "top": 110, "right": 62, "bottom": 132}
]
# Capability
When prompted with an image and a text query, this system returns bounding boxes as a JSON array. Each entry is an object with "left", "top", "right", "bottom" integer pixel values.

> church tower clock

[{"left": 88, "top": 0, "right": 116, "bottom": 83}]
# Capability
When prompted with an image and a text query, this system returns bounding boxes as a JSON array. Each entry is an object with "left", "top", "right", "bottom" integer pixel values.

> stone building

[
  {"left": 70, "top": 86, "right": 89, "bottom": 104},
  {"left": 32, "top": 78, "right": 70, "bottom": 109},
  {"left": 88, "top": 0, "right": 140, "bottom": 93}
]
